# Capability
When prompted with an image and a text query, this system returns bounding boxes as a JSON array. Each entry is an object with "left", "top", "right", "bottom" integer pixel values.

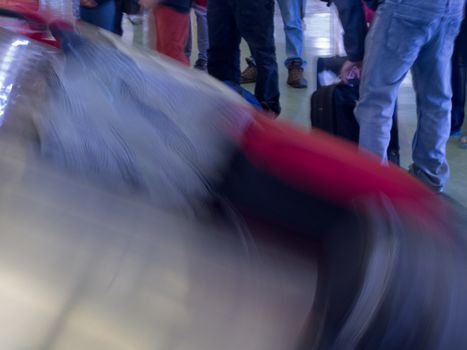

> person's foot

[
  {"left": 451, "top": 129, "right": 462, "bottom": 137},
  {"left": 260, "top": 101, "right": 281, "bottom": 119},
  {"left": 80, "top": 0, "right": 97, "bottom": 7},
  {"left": 408, "top": 164, "right": 444, "bottom": 193},
  {"left": 194, "top": 59, "right": 207, "bottom": 72},
  {"left": 387, "top": 149, "right": 400, "bottom": 166},
  {"left": 287, "top": 60, "right": 308, "bottom": 88},
  {"left": 240, "top": 58, "right": 257, "bottom": 84},
  {"left": 460, "top": 135, "right": 467, "bottom": 148}
]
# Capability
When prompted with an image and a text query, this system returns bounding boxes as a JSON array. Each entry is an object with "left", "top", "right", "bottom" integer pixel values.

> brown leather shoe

[
  {"left": 240, "top": 58, "right": 257, "bottom": 84},
  {"left": 287, "top": 60, "right": 308, "bottom": 88},
  {"left": 460, "top": 135, "right": 467, "bottom": 148}
]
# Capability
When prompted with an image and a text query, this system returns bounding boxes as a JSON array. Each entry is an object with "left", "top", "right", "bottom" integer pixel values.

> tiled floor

[{"left": 123, "top": 1, "right": 467, "bottom": 206}]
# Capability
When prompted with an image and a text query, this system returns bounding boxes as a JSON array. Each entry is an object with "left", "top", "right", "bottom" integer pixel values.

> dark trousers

[
  {"left": 451, "top": 13, "right": 467, "bottom": 133},
  {"left": 207, "top": 0, "right": 281, "bottom": 114},
  {"left": 80, "top": 0, "right": 122, "bottom": 35}
]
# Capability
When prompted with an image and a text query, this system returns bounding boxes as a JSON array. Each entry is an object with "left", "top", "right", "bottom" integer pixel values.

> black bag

[
  {"left": 311, "top": 56, "right": 400, "bottom": 165},
  {"left": 117, "top": 0, "right": 141, "bottom": 15},
  {"left": 311, "top": 83, "right": 360, "bottom": 143}
]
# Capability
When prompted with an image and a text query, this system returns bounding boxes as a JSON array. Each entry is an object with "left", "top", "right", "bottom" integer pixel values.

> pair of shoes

[
  {"left": 194, "top": 59, "right": 207, "bottom": 72},
  {"left": 240, "top": 58, "right": 257, "bottom": 84},
  {"left": 240, "top": 57, "right": 308, "bottom": 88},
  {"left": 287, "top": 60, "right": 308, "bottom": 88}
]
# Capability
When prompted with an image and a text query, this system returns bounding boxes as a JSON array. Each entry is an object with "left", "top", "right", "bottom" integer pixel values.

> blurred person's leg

[
  {"left": 80, "top": 0, "right": 118, "bottom": 33},
  {"left": 153, "top": 4, "right": 190, "bottom": 65},
  {"left": 236, "top": 0, "right": 281, "bottom": 114},
  {"left": 130, "top": 13, "right": 145, "bottom": 47},
  {"left": 355, "top": 2, "right": 435, "bottom": 161},
  {"left": 113, "top": 3, "right": 123, "bottom": 36},
  {"left": 73, "top": 0, "right": 80, "bottom": 18},
  {"left": 451, "top": 15, "right": 467, "bottom": 135},
  {"left": 185, "top": 17, "right": 193, "bottom": 61},
  {"left": 356, "top": 0, "right": 463, "bottom": 192},
  {"left": 410, "top": 13, "right": 463, "bottom": 192},
  {"left": 208, "top": 0, "right": 242, "bottom": 83},
  {"left": 355, "top": 4, "right": 414, "bottom": 161},
  {"left": 194, "top": 3, "right": 209, "bottom": 70},
  {"left": 276, "top": 0, "right": 307, "bottom": 88},
  {"left": 140, "top": 9, "right": 156, "bottom": 50}
]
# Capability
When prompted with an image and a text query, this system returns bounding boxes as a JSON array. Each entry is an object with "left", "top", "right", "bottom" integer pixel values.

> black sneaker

[
  {"left": 387, "top": 149, "right": 400, "bottom": 166},
  {"left": 194, "top": 59, "right": 207, "bottom": 72}
]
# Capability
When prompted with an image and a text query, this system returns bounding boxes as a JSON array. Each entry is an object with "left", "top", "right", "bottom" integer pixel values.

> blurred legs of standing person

[
  {"left": 451, "top": 12, "right": 467, "bottom": 138},
  {"left": 276, "top": 0, "right": 307, "bottom": 88},
  {"left": 80, "top": 0, "right": 121, "bottom": 35},
  {"left": 240, "top": 0, "right": 306, "bottom": 88},
  {"left": 73, "top": 0, "right": 80, "bottom": 18},
  {"left": 153, "top": 3, "right": 191, "bottom": 65},
  {"left": 240, "top": 0, "right": 307, "bottom": 88},
  {"left": 355, "top": 0, "right": 465, "bottom": 192},
  {"left": 208, "top": 0, "right": 281, "bottom": 115},
  {"left": 185, "top": 0, "right": 209, "bottom": 71}
]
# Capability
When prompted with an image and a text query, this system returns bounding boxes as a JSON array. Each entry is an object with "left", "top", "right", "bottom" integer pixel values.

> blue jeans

[
  {"left": 185, "top": 5, "right": 209, "bottom": 62},
  {"left": 208, "top": 0, "right": 281, "bottom": 114},
  {"left": 73, "top": 0, "right": 80, "bottom": 18},
  {"left": 355, "top": 0, "right": 465, "bottom": 192},
  {"left": 277, "top": 0, "right": 305, "bottom": 67},
  {"left": 80, "top": 0, "right": 121, "bottom": 35}
]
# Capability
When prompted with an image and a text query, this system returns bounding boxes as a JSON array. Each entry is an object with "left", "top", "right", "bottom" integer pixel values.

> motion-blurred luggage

[{"left": 0, "top": 5, "right": 467, "bottom": 350}]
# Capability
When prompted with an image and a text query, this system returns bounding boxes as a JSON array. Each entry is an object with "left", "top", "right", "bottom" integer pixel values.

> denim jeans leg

[
  {"left": 73, "top": 0, "right": 80, "bottom": 18},
  {"left": 410, "top": 15, "right": 462, "bottom": 191},
  {"left": 195, "top": 5, "right": 209, "bottom": 62},
  {"left": 236, "top": 0, "right": 281, "bottom": 114},
  {"left": 355, "top": 3, "right": 419, "bottom": 161},
  {"left": 207, "top": 0, "right": 242, "bottom": 83},
  {"left": 185, "top": 18, "right": 193, "bottom": 60},
  {"left": 356, "top": 0, "right": 463, "bottom": 191},
  {"left": 276, "top": 0, "right": 305, "bottom": 67}
]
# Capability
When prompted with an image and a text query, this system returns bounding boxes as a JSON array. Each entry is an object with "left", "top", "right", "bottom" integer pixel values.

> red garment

[
  {"left": 362, "top": 2, "right": 375, "bottom": 24},
  {"left": 0, "top": 0, "right": 39, "bottom": 10},
  {"left": 241, "top": 112, "right": 442, "bottom": 224},
  {"left": 194, "top": 0, "right": 207, "bottom": 8},
  {"left": 153, "top": 4, "right": 190, "bottom": 65}
]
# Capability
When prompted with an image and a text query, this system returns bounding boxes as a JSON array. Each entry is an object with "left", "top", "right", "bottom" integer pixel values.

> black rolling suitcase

[{"left": 311, "top": 56, "right": 400, "bottom": 165}]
